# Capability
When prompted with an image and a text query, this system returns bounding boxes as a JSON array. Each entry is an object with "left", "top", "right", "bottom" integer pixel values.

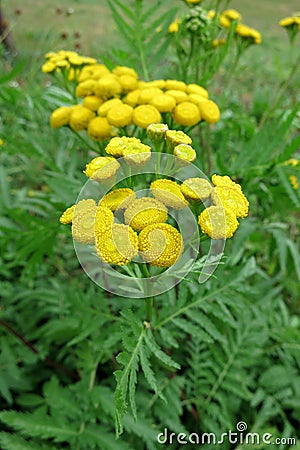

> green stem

[{"left": 145, "top": 297, "right": 154, "bottom": 322}]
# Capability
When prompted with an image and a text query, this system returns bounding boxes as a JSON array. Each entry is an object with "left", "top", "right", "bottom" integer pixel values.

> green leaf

[
  {"left": 106, "top": 0, "right": 138, "bottom": 52},
  {"left": 128, "top": 354, "right": 139, "bottom": 421},
  {"left": 276, "top": 166, "right": 300, "bottom": 209},
  {"left": 108, "top": 0, "right": 136, "bottom": 22},
  {"left": 144, "top": 330, "right": 180, "bottom": 370},
  {"left": 0, "top": 411, "right": 78, "bottom": 442},
  {"left": 286, "top": 238, "right": 300, "bottom": 281},
  {"left": 0, "top": 432, "right": 56, "bottom": 450},
  {"left": 139, "top": 342, "right": 165, "bottom": 401},
  {"left": 82, "top": 424, "right": 132, "bottom": 450}
]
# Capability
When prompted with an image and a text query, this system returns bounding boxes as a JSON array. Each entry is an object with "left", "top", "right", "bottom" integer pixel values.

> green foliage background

[{"left": 0, "top": 0, "right": 300, "bottom": 449}]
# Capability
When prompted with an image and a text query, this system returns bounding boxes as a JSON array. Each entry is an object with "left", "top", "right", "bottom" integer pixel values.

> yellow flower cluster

[
  {"left": 60, "top": 184, "right": 184, "bottom": 267},
  {"left": 235, "top": 23, "right": 262, "bottom": 45},
  {"left": 147, "top": 125, "right": 198, "bottom": 164},
  {"left": 48, "top": 57, "right": 221, "bottom": 141},
  {"left": 279, "top": 13, "right": 300, "bottom": 31},
  {"left": 197, "top": 174, "right": 249, "bottom": 239},
  {"left": 218, "top": 9, "right": 261, "bottom": 45},
  {"left": 42, "top": 50, "right": 97, "bottom": 77}
]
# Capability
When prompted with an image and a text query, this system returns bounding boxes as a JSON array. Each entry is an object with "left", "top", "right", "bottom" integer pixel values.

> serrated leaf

[
  {"left": 83, "top": 424, "right": 132, "bottom": 450},
  {"left": 0, "top": 432, "right": 56, "bottom": 450},
  {"left": 107, "top": 0, "right": 136, "bottom": 22},
  {"left": 0, "top": 411, "right": 78, "bottom": 441},
  {"left": 129, "top": 355, "right": 139, "bottom": 421},
  {"left": 185, "top": 310, "right": 225, "bottom": 343},
  {"left": 144, "top": 331, "right": 180, "bottom": 370},
  {"left": 139, "top": 342, "right": 165, "bottom": 401}
]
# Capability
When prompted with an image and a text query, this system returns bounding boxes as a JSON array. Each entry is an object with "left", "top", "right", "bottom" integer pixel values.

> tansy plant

[{"left": 43, "top": 42, "right": 251, "bottom": 438}]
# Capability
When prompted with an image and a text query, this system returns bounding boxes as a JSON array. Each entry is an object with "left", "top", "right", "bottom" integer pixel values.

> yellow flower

[
  {"left": 165, "top": 89, "right": 188, "bottom": 104},
  {"left": 166, "top": 129, "right": 192, "bottom": 150},
  {"left": 112, "top": 65, "right": 138, "bottom": 79},
  {"left": 133, "top": 105, "right": 162, "bottom": 129},
  {"left": 165, "top": 80, "right": 186, "bottom": 91},
  {"left": 41, "top": 61, "right": 56, "bottom": 73},
  {"left": 174, "top": 144, "right": 196, "bottom": 163},
  {"left": 150, "top": 179, "right": 187, "bottom": 209},
  {"left": 118, "top": 74, "right": 138, "bottom": 93},
  {"left": 147, "top": 79, "right": 166, "bottom": 89},
  {"left": 95, "top": 223, "right": 139, "bottom": 266},
  {"left": 75, "top": 79, "right": 96, "bottom": 98},
  {"left": 198, "top": 100, "right": 220, "bottom": 124},
  {"left": 150, "top": 94, "right": 176, "bottom": 112},
  {"left": 221, "top": 9, "right": 242, "bottom": 22},
  {"left": 69, "top": 106, "right": 95, "bottom": 131},
  {"left": 71, "top": 199, "right": 98, "bottom": 244},
  {"left": 211, "top": 186, "right": 249, "bottom": 218},
  {"left": 186, "top": 84, "right": 209, "bottom": 98},
  {"left": 168, "top": 18, "right": 181, "bottom": 33},
  {"left": 124, "top": 197, "right": 168, "bottom": 231},
  {"left": 98, "top": 98, "right": 123, "bottom": 117},
  {"left": 82, "top": 95, "right": 103, "bottom": 111},
  {"left": 87, "top": 117, "right": 112, "bottom": 141},
  {"left": 282, "top": 158, "right": 299, "bottom": 167},
  {"left": 138, "top": 88, "right": 163, "bottom": 104},
  {"left": 211, "top": 174, "right": 242, "bottom": 192},
  {"left": 122, "top": 142, "right": 152, "bottom": 166},
  {"left": 45, "top": 51, "right": 56, "bottom": 59},
  {"left": 289, "top": 175, "right": 299, "bottom": 190},
  {"left": 105, "top": 136, "right": 141, "bottom": 157},
  {"left": 139, "top": 223, "right": 183, "bottom": 268},
  {"left": 198, "top": 206, "right": 239, "bottom": 239},
  {"left": 212, "top": 38, "right": 226, "bottom": 47},
  {"left": 123, "top": 89, "right": 141, "bottom": 107},
  {"left": 185, "top": 0, "right": 202, "bottom": 4},
  {"left": 94, "top": 206, "right": 114, "bottom": 237},
  {"left": 99, "top": 188, "right": 136, "bottom": 211},
  {"left": 188, "top": 93, "right": 209, "bottom": 105},
  {"left": 79, "top": 64, "right": 110, "bottom": 82},
  {"left": 173, "top": 101, "right": 201, "bottom": 126},
  {"left": 279, "top": 17, "right": 300, "bottom": 28},
  {"left": 106, "top": 103, "right": 134, "bottom": 127},
  {"left": 94, "top": 75, "right": 122, "bottom": 98},
  {"left": 219, "top": 15, "right": 231, "bottom": 28},
  {"left": 235, "top": 24, "right": 262, "bottom": 45},
  {"left": 50, "top": 106, "right": 72, "bottom": 128},
  {"left": 59, "top": 204, "right": 76, "bottom": 224},
  {"left": 181, "top": 178, "right": 213, "bottom": 201},
  {"left": 84, "top": 156, "right": 120, "bottom": 181},
  {"left": 147, "top": 123, "right": 169, "bottom": 143}
]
